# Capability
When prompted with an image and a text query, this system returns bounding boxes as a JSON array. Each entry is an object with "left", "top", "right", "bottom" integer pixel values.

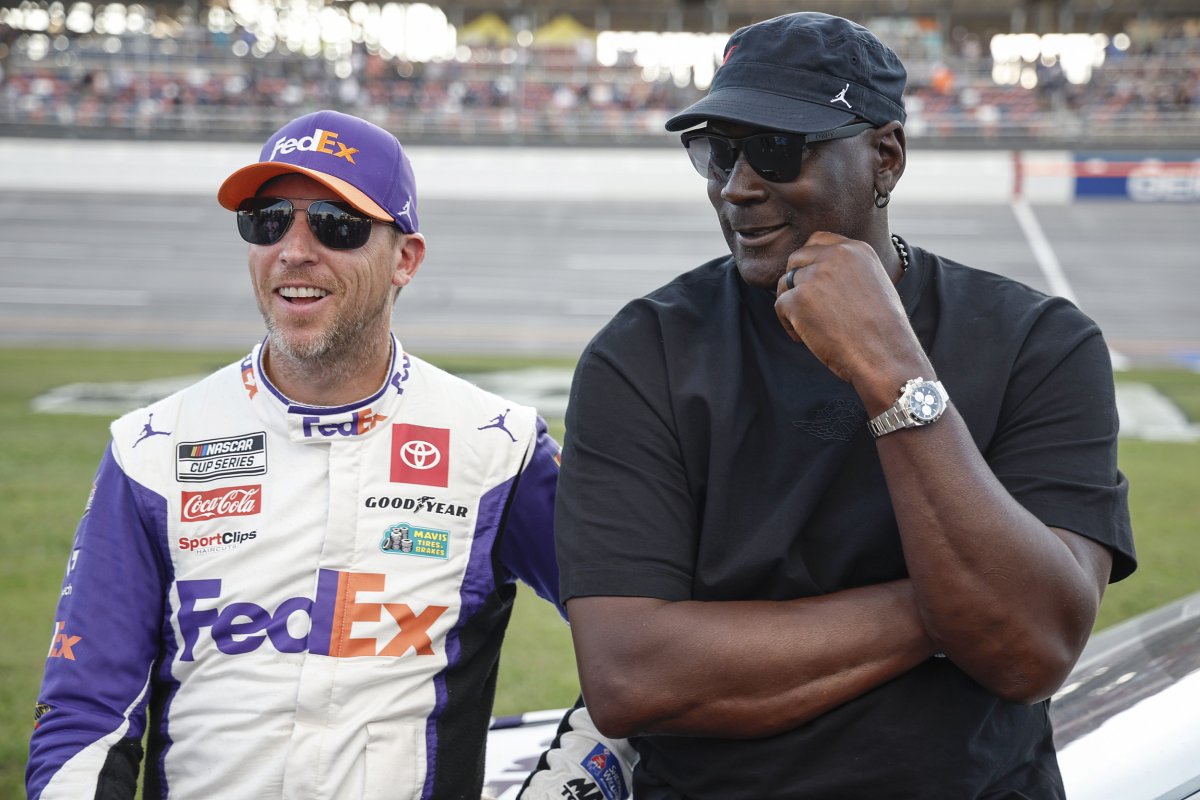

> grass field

[{"left": 3, "top": 347, "right": 1197, "bottom": 796}]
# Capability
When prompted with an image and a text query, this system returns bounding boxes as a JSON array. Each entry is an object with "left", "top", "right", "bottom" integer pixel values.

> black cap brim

[{"left": 666, "top": 87, "right": 858, "bottom": 134}]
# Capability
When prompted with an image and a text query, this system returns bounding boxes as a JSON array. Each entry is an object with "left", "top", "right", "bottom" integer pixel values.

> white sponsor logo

[
  {"left": 270, "top": 128, "right": 359, "bottom": 164},
  {"left": 399, "top": 440, "right": 442, "bottom": 470},
  {"left": 182, "top": 486, "right": 262, "bottom": 522}
]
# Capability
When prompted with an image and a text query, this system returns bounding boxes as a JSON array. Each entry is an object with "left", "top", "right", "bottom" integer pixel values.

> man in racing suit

[{"left": 27, "top": 110, "right": 632, "bottom": 800}]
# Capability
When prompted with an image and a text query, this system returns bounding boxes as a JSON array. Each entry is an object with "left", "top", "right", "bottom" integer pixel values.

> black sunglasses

[
  {"left": 680, "top": 122, "right": 875, "bottom": 183},
  {"left": 236, "top": 197, "right": 383, "bottom": 250}
]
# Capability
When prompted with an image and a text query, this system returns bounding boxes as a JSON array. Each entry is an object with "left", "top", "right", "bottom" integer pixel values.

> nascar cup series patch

[{"left": 177, "top": 432, "right": 267, "bottom": 483}]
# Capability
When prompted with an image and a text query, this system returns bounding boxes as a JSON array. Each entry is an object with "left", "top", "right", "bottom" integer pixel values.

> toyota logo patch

[
  {"left": 390, "top": 424, "right": 450, "bottom": 487},
  {"left": 400, "top": 439, "right": 442, "bottom": 470}
]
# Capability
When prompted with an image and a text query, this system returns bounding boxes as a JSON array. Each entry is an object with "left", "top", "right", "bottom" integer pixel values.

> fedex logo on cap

[
  {"left": 270, "top": 128, "right": 359, "bottom": 165},
  {"left": 176, "top": 569, "right": 449, "bottom": 661}
]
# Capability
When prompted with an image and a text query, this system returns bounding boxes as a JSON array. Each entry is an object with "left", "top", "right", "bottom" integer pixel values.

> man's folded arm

[{"left": 566, "top": 580, "right": 935, "bottom": 740}]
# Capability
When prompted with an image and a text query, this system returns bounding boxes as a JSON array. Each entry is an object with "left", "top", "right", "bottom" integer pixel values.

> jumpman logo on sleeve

[
  {"left": 478, "top": 409, "right": 517, "bottom": 442},
  {"left": 133, "top": 413, "right": 171, "bottom": 448}
]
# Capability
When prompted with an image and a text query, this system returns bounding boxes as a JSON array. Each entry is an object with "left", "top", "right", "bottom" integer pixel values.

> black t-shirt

[{"left": 556, "top": 243, "right": 1136, "bottom": 799}]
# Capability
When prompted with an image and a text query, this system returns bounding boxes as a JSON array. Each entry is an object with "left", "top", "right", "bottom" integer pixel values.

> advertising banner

[{"left": 1075, "top": 154, "right": 1200, "bottom": 202}]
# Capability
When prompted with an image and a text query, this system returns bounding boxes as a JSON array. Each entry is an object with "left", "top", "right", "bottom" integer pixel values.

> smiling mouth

[
  {"left": 735, "top": 224, "right": 787, "bottom": 244},
  {"left": 278, "top": 286, "right": 329, "bottom": 304}
]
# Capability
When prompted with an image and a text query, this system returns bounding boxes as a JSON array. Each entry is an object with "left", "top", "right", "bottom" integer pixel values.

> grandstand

[{"left": 0, "top": 0, "right": 1198, "bottom": 147}]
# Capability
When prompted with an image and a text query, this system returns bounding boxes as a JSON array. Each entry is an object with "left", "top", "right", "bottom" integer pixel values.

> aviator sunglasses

[
  {"left": 681, "top": 121, "right": 875, "bottom": 183},
  {"left": 236, "top": 197, "right": 385, "bottom": 250}
]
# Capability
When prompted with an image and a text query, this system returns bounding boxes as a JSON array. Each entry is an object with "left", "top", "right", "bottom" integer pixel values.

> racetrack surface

[{"left": 0, "top": 143, "right": 1196, "bottom": 366}]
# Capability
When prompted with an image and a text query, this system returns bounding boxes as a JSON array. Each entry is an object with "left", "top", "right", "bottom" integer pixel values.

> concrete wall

[{"left": 0, "top": 138, "right": 1074, "bottom": 203}]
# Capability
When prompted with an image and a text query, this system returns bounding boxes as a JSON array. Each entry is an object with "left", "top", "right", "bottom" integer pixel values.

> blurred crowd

[
  {"left": 0, "top": 46, "right": 696, "bottom": 141},
  {"left": 1, "top": 15, "right": 1199, "bottom": 146}
]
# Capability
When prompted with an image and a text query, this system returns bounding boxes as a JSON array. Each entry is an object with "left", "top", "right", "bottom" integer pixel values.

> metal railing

[{"left": 2, "top": 105, "right": 1198, "bottom": 149}]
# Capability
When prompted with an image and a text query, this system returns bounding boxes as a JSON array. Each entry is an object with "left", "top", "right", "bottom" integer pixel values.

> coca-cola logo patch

[{"left": 181, "top": 485, "right": 263, "bottom": 522}]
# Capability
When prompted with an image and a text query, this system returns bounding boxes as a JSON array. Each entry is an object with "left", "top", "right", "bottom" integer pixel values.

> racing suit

[{"left": 27, "top": 336, "right": 572, "bottom": 799}]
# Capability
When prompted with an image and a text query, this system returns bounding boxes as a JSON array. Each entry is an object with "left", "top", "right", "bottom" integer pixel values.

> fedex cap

[
  {"left": 218, "top": 109, "right": 418, "bottom": 233},
  {"left": 666, "top": 12, "right": 907, "bottom": 135}
]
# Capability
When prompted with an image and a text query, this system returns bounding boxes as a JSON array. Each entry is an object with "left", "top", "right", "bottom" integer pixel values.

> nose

[
  {"left": 719, "top": 151, "right": 768, "bottom": 203},
  {"left": 277, "top": 205, "right": 320, "bottom": 267}
]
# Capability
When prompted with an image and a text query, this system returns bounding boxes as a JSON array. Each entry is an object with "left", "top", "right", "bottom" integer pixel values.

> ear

[
  {"left": 392, "top": 232, "right": 426, "bottom": 289},
  {"left": 872, "top": 121, "right": 907, "bottom": 197}
]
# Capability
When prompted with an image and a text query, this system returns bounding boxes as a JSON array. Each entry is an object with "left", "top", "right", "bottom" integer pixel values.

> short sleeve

[
  {"left": 984, "top": 304, "right": 1135, "bottom": 581},
  {"left": 556, "top": 312, "right": 700, "bottom": 602}
]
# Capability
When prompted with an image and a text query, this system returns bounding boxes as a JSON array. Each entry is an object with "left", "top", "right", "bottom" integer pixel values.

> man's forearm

[
  {"left": 568, "top": 580, "right": 935, "bottom": 739},
  {"left": 876, "top": 409, "right": 1110, "bottom": 701}
]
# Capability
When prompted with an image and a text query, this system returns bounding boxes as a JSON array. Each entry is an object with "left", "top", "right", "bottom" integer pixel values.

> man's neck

[{"left": 262, "top": 334, "right": 394, "bottom": 407}]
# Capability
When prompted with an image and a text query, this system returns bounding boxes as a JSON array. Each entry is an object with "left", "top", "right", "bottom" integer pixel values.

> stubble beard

[
  {"left": 259, "top": 291, "right": 393, "bottom": 381},
  {"left": 729, "top": 237, "right": 794, "bottom": 290}
]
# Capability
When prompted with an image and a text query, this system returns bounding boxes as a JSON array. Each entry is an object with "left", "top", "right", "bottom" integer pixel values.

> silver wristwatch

[{"left": 868, "top": 378, "right": 950, "bottom": 438}]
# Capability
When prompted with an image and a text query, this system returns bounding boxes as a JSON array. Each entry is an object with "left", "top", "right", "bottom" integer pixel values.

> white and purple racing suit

[{"left": 27, "top": 336, "right": 569, "bottom": 799}]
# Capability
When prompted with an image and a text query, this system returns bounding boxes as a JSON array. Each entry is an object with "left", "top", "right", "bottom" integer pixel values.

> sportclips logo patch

[
  {"left": 270, "top": 128, "right": 359, "bottom": 164},
  {"left": 179, "top": 530, "right": 257, "bottom": 553},
  {"left": 390, "top": 424, "right": 450, "bottom": 487},
  {"left": 177, "top": 433, "right": 267, "bottom": 483},
  {"left": 176, "top": 570, "right": 448, "bottom": 661}
]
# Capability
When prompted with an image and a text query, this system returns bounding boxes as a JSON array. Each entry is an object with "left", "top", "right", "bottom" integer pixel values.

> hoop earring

[{"left": 874, "top": 189, "right": 890, "bottom": 209}]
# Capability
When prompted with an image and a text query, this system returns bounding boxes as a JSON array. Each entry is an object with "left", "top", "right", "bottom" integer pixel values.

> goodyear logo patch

[
  {"left": 177, "top": 432, "right": 267, "bottom": 483},
  {"left": 379, "top": 522, "right": 450, "bottom": 559}
]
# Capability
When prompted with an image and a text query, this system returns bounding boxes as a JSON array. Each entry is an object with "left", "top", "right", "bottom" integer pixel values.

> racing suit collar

[{"left": 244, "top": 333, "right": 412, "bottom": 444}]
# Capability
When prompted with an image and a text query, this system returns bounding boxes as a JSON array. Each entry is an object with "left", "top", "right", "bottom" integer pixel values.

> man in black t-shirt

[{"left": 555, "top": 12, "right": 1136, "bottom": 799}]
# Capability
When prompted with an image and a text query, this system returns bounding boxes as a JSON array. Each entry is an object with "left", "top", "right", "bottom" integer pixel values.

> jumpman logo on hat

[{"left": 830, "top": 83, "right": 852, "bottom": 108}]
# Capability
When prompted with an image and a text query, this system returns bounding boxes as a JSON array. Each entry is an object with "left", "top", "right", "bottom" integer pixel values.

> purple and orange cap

[{"left": 217, "top": 109, "right": 419, "bottom": 233}]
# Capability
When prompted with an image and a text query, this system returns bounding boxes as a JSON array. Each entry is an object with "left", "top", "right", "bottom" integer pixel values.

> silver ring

[{"left": 785, "top": 268, "right": 799, "bottom": 290}]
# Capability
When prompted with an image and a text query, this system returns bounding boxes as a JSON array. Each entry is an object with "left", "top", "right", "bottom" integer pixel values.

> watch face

[{"left": 905, "top": 382, "right": 945, "bottom": 422}]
